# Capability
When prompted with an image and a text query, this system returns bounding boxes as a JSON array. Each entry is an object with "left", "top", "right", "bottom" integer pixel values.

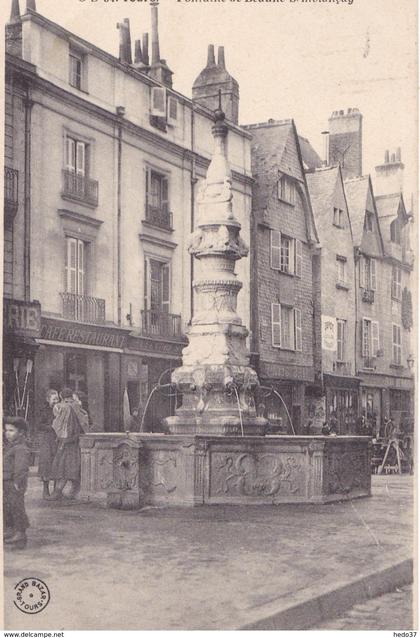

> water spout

[
  {"left": 139, "top": 382, "right": 174, "bottom": 433},
  {"left": 259, "top": 385, "right": 296, "bottom": 435}
]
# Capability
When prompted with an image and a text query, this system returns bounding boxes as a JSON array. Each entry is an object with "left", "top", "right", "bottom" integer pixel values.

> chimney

[
  {"left": 374, "top": 148, "right": 405, "bottom": 196},
  {"left": 207, "top": 44, "right": 215, "bottom": 67},
  {"left": 26, "top": 0, "right": 36, "bottom": 10},
  {"left": 142, "top": 33, "right": 149, "bottom": 66},
  {"left": 6, "top": 0, "right": 22, "bottom": 56},
  {"left": 10, "top": 0, "right": 20, "bottom": 21},
  {"left": 217, "top": 46, "right": 225, "bottom": 68},
  {"left": 133, "top": 39, "right": 147, "bottom": 70},
  {"left": 151, "top": 1, "right": 160, "bottom": 65},
  {"left": 321, "top": 131, "right": 329, "bottom": 167},
  {"left": 192, "top": 44, "right": 239, "bottom": 125},
  {"left": 117, "top": 19, "right": 132, "bottom": 65},
  {"left": 328, "top": 107, "right": 362, "bottom": 179},
  {"left": 148, "top": 2, "right": 173, "bottom": 87}
]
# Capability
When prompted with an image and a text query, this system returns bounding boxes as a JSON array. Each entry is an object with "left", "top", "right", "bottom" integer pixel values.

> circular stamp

[{"left": 13, "top": 578, "right": 50, "bottom": 614}]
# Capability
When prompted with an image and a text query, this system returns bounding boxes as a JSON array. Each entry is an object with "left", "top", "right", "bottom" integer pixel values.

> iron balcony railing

[
  {"left": 140, "top": 309, "right": 182, "bottom": 338},
  {"left": 4, "top": 167, "right": 18, "bottom": 217},
  {"left": 362, "top": 288, "right": 375, "bottom": 304},
  {"left": 62, "top": 170, "right": 99, "bottom": 207},
  {"left": 332, "top": 361, "right": 352, "bottom": 375},
  {"left": 61, "top": 292, "right": 105, "bottom": 324},
  {"left": 363, "top": 357, "right": 376, "bottom": 370},
  {"left": 145, "top": 206, "right": 173, "bottom": 231}
]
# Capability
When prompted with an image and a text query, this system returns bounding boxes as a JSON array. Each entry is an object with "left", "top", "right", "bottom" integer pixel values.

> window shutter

[
  {"left": 167, "top": 96, "right": 178, "bottom": 125},
  {"left": 362, "top": 319, "right": 369, "bottom": 357},
  {"left": 66, "top": 138, "right": 76, "bottom": 172},
  {"left": 77, "top": 239, "right": 85, "bottom": 295},
  {"left": 288, "top": 237, "right": 295, "bottom": 274},
  {"left": 271, "top": 303, "right": 281, "bottom": 347},
  {"left": 76, "top": 142, "right": 86, "bottom": 176},
  {"left": 66, "top": 237, "right": 77, "bottom": 294},
  {"left": 145, "top": 168, "right": 150, "bottom": 216},
  {"left": 151, "top": 87, "right": 167, "bottom": 117},
  {"left": 370, "top": 259, "right": 376, "bottom": 290},
  {"left": 391, "top": 268, "right": 396, "bottom": 298},
  {"left": 294, "top": 308, "right": 302, "bottom": 351},
  {"left": 161, "top": 176, "right": 169, "bottom": 215},
  {"left": 161, "top": 263, "right": 170, "bottom": 314},
  {"left": 372, "top": 321, "right": 380, "bottom": 356},
  {"left": 144, "top": 258, "right": 149, "bottom": 311},
  {"left": 270, "top": 230, "right": 281, "bottom": 270},
  {"left": 295, "top": 239, "right": 302, "bottom": 278}
]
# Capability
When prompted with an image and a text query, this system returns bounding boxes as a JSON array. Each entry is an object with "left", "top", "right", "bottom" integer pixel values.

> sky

[{"left": 9, "top": 0, "right": 419, "bottom": 204}]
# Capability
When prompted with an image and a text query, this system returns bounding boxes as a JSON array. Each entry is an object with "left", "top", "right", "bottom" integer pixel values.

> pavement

[
  {"left": 317, "top": 584, "right": 413, "bottom": 630},
  {"left": 3, "top": 474, "right": 415, "bottom": 631}
]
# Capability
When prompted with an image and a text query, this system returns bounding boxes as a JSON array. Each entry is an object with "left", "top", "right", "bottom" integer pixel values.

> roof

[
  {"left": 375, "top": 193, "right": 406, "bottom": 220},
  {"left": 344, "top": 176, "right": 370, "bottom": 247},
  {"left": 245, "top": 120, "right": 302, "bottom": 182},
  {"left": 306, "top": 166, "right": 340, "bottom": 219},
  {"left": 298, "top": 136, "right": 323, "bottom": 170}
]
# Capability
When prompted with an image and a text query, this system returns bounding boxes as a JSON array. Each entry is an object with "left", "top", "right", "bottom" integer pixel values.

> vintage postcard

[{"left": 1, "top": 0, "right": 417, "bottom": 631}]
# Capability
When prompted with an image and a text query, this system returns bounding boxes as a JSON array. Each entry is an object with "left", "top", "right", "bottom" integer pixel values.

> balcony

[
  {"left": 144, "top": 206, "right": 173, "bottom": 231},
  {"left": 332, "top": 361, "right": 352, "bottom": 375},
  {"left": 61, "top": 292, "right": 105, "bottom": 325},
  {"left": 363, "top": 357, "right": 376, "bottom": 370},
  {"left": 62, "top": 170, "right": 98, "bottom": 207},
  {"left": 4, "top": 167, "right": 18, "bottom": 222},
  {"left": 140, "top": 310, "right": 182, "bottom": 339},
  {"left": 362, "top": 288, "right": 375, "bottom": 304}
]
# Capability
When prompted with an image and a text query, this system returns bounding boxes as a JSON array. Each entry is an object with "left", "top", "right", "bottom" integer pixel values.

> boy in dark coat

[{"left": 3, "top": 417, "right": 31, "bottom": 549}]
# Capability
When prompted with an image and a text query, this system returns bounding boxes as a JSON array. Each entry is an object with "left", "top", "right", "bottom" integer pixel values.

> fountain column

[{"left": 165, "top": 102, "right": 267, "bottom": 436}]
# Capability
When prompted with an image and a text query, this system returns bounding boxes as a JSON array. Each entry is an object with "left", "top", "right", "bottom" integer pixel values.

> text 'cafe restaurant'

[{"left": 4, "top": 301, "right": 183, "bottom": 434}]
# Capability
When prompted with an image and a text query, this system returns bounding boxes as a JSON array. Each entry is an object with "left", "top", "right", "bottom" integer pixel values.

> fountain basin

[{"left": 80, "top": 434, "right": 371, "bottom": 508}]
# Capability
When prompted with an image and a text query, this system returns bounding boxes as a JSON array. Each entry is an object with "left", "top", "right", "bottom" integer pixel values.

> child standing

[{"left": 3, "top": 417, "right": 31, "bottom": 549}]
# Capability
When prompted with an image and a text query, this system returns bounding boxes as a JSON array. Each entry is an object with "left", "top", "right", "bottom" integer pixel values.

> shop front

[
  {"left": 3, "top": 298, "right": 41, "bottom": 433},
  {"left": 360, "top": 373, "right": 414, "bottom": 437},
  {"left": 34, "top": 317, "right": 131, "bottom": 433},
  {"left": 324, "top": 373, "right": 360, "bottom": 435}
]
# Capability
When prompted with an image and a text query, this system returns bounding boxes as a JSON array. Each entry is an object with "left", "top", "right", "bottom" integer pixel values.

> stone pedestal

[{"left": 80, "top": 434, "right": 372, "bottom": 508}]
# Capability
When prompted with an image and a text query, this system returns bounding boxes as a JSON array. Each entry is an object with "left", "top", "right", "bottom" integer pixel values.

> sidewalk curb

[{"left": 239, "top": 558, "right": 413, "bottom": 630}]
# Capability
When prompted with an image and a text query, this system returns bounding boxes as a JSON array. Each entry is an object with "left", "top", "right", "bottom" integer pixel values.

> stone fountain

[{"left": 79, "top": 104, "right": 371, "bottom": 509}]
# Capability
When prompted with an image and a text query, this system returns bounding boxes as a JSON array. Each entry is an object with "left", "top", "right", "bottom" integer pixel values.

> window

[
  {"left": 391, "top": 266, "right": 402, "bottom": 300},
  {"left": 362, "top": 318, "right": 380, "bottom": 359},
  {"left": 144, "top": 257, "right": 170, "bottom": 314},
  {"left": 167, "top": 96, "right": 178, "bottom": 126},
  {"left": 151, "top": 87, "right": 166, "bottom": 117},
  {"left": 360, "top": 256, "right": 376, "bottom": 290},
  {"left": 390, "top": 219, "right": 401, "bottom": 244},
  {"left": 337, "top": 319, "right": 346, "bottom": 362},
  {"left": 277, "top": 175, "right": 295, "bottom": 205},
  {"left": 364, "top": 212, "right": 374, "bottom": 232},
  {"left": 333, "top": 208, "right": 344, "bottom": 228},
  {"left": 271, "top": 303, "right": 302, "bottom": 351},
  {"left": 270, "top": 231, "right": 302, "bottom": 276},
  {"left": 392, "top": 324, "right": 402, "bottom": 365},
  {"left": 69, "top": 51, "right": 83, "bottom": 90},
  {"left": 145, "top": 168, "right": 171, "bottom": 229},
  {"left": 336, "top": 256, "right": 347, "bottom": 285},
  {"left": 66, "top": 137, "right": 89, "bottom": 176},
  {"left": 65, "top": 237, "right": 87, "bottom": 295}
]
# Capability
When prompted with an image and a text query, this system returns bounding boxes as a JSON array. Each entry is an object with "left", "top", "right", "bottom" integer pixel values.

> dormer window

[
  {"left": 277, "top": 176, "right": 295, "bottom": 205},
  {"left": 150, "top": 88, "right": 179, "bottom": 131},
  {"left": 365, "top": 212, "right": 374, "bottom": 232},
  {"left": 333, "top": 207, "right": 344, "bottom": 228},
  {"left": 390, "top": 218, "right": 401, "bottom": 244}
]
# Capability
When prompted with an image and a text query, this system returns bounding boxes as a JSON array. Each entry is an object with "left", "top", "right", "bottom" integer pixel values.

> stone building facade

[
  {"left": 306, "top": 165, "right": 359, "bottom": 434},
  {"left": 245, "top": 119, "right": 319, "bottom": 433},
  {"left": 3, "top": 0, "right": 253, "bottom": 434}
]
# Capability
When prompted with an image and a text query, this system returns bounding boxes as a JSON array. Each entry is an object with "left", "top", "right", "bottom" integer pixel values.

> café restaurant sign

[
  {"left": 3, "top": 299, "right": 41, "bottom": 337},
  {"left": 40, "top": 318, "right": 128, "bottom": 350}
]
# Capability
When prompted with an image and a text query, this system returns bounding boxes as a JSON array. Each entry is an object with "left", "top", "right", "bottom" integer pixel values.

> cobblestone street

[
  {"left": 4, "top": 475, "right": 414, "bottom": 630},
  {"left": 317, "top": 584, "right": 414, "bottom": 630}
]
